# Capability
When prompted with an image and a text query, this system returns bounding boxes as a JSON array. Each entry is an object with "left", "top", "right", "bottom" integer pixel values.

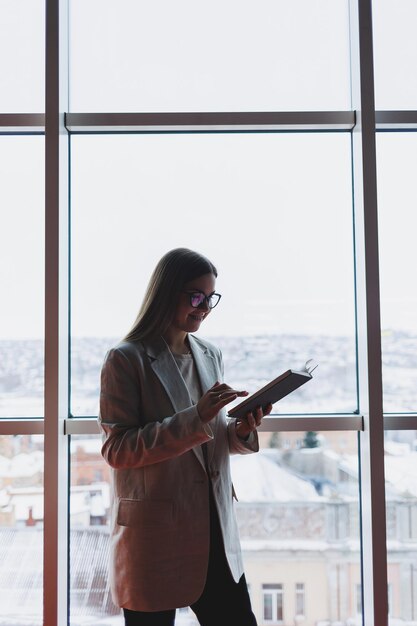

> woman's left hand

[{"left": 235, "top": 402, "right": 273, "bottom": 440}]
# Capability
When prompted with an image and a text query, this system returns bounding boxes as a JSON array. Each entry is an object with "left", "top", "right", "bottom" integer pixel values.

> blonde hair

[{"left": 123, "top": 248, "right": 217, "bottom": 343}]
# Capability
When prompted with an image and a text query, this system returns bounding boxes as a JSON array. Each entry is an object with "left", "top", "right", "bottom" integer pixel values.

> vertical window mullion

[
  {"left": 349, "top": 0, "right": 389, "bottom": 624},
  {"left": 44, "top": 0, "right": 69, "bottom": 625}
]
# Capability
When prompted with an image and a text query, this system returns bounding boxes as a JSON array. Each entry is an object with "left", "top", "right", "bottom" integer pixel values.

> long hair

[{"left": 123, "top": 248, "right": 218, "bottom": 343}]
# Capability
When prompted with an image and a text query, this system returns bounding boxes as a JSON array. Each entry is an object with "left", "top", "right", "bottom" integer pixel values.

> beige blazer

[{"left": 98, "top": 334, "right": 259, "bottom": 612}]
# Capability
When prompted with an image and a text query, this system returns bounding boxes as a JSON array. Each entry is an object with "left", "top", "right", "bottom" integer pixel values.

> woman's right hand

[{"left": 197, "top": 381, "right": 248, "bottom": 424}]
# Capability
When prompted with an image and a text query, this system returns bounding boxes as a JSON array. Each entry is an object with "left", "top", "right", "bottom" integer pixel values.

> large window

[
  {"left": 0, "top": 435, "right": 44, "bottom": 625},
  {"left": 384, "top": 432, "right": 417, "bottom": 623},
  {"left": 69, "top": 0, "right": 350, "bottom": 113},
  {"left": 2, "top": 1, "right": 417, "bottom": 625},
  {"left": 372, "top": 0, "right": 417, "bottom": 110},
  {"left": 0, "top": 137, "right": 44, "bottom": 418},
  {"left": 0, "top": 0, "right": 44, "bottom": 113},
  {"left": 68, "top": 434, "right": 360, "bottom": 625},
  {"left": 377, "top": 133, "right": 417, "bottom": 413},
  {"left": 70, "top": 133, "right": 356, "bottom": 416}
]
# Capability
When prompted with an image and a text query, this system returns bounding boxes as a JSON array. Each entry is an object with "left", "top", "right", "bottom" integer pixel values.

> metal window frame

[
  {"left": 44, "top": 1, "right": 69, "bottom": 625},
  {"left": 3, "top": 110, "right": 417, "bottom": 133},
  {"left": 1, "top": 1, "right": 417, "bottom": 625},
  {"left": 349, "top": 1, "right": 388, "bottom": 624},
  {"left": 1, "top": 414, "right": 416, "bottom": 436}
]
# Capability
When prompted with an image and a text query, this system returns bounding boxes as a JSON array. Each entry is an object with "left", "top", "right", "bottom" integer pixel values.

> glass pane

[
  {"left": 373, "top": 1, "right": 417, "bottom": 110},
  {"left": 69, "top": 435, "right": 122, "bottom": 624},
  {"left": 0, "top": 435, "right": 44, "bottom": 625},
  {"left": 70, "top": 133, "right": 357, "bottom": 417},
  {"left": 69, "top": 0, "right": 351, "bottom": 112},
  {"left": 377, "top": 134, "right": 417, "bottom": 413},
  {"left": 70, "top": 432, "right": 361, "bottom": 625},
  {"left": 295, "top": 582, "right": 305, "bottom": 616},
  {"left": 385, "top": 431, "right": 417, "bottom": 623},
  {"left": 263, "top": 594, "right": 273, "bottom": 621},
  {"left": 0, "top": 137, "right": 44, "bottom": 418},
  {"left": 238, "top": 432, "right": 361, "bottom": 625},
  {"left": 0, "top": 1, "right": 45, "bottom": 113}
]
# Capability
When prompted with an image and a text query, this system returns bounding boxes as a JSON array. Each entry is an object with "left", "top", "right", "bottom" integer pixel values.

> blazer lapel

[
  {"left": 188, "top": 335, "right": 218, "bottom": 396},
  {"left": 145, "top": 336, "right": 210, "bottom": 470},
  {"left": 189, "top": 335, "right": 221, "bottom": 464},
  {"left": 145, "top": 336, "right": 192, "bottom": 412}
]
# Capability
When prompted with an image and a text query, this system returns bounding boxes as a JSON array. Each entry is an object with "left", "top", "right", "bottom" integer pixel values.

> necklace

[
  {"left": 182, "top": 340, "right": 191, "bottom": 355},
  {"left": 164, "top": 335, "right": 191, "bottom": 356}
]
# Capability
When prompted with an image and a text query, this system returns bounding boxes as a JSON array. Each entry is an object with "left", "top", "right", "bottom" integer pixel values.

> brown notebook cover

[{"left": 227, "top": 363, "right": 315, "bottom": 420}]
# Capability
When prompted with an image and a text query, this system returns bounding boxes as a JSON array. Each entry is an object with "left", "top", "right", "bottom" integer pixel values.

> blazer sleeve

[
  {"left": 227, "top": 419, "right": 259, "bottom": 454},
  {"left": 98, "top": 347, "right": 212, "bottom": 469}
]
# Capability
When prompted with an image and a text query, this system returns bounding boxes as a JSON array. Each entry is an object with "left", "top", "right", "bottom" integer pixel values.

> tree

[
  {"left": 269, "top": 431, "right": 282, "bottom": 448},
  {"left": 303, "top": 431, "right": 320, "bottom": 448}
]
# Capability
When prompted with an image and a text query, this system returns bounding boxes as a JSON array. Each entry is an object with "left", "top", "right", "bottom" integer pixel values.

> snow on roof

[
  {"left": 230, "top": 451, "right": 321, "bottom": 502},
  {"left": 337, "top": 455, "right": 359, "bottom": 478},
  {"left": 241, "top": 539, "right": 330, "bottom": 552},
  {"left": 384, "top": 451, "right": 417, "bottom": 498},
  {"left": 0, "top": 452, "right": 44, "bottom": 479},
  {"left": 384, "top": 440, "right": 413, "bottom": 456},
  {"left": 338, "top": 448, "right": 417, "bottom": 498}
]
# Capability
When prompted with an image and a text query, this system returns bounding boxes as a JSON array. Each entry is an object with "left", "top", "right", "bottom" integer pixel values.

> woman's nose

[{"left": 198, "top": 298, "right": 210, "bottom": 311}]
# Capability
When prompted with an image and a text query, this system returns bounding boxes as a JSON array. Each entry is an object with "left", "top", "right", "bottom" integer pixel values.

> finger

[
  {"left": 212, "top": 383, "right": 248, "bottom": 396},
  {"left": 250, "top": 409, "right": 260, "bottom": 427},
  {"left": 246, "top": 414, "right": 256, "bottom": 429},
  {"left": 218, "top": 390, "right": 247, "bottom": 399},
  {"left": 212, "top": 388, "right": 246, "bottom": 401},
  {"left": 208, "top": 392, "right": 230, "bottom": 407},
  {"left": 217, "top": 392, "right": 238, "bottom": 405},
  {"left": 255, "top": 405, "right": 263, "bottom": 424},
  {"left": 244, "top": 407, "right": 262, "bottom": 428}
]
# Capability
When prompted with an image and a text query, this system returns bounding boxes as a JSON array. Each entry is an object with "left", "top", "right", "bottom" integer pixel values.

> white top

[{"left": 173, "top": 352, "right": 203, "bottom": 405}]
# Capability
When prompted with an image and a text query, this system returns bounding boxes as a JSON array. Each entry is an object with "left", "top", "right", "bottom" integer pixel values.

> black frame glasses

[{"left": 182, "top": 290, "right": 222, "bottom": 309}]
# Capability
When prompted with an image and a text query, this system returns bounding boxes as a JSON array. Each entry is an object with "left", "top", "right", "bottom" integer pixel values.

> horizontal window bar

[
  {"left": 0, "top": 419, "right": 44, "bottom": 435},
  {"left": 64, "top": 111, "right": 355, "bottom": 132},
  {"left": 375, "top": 110, "right": 417, "bottom": 130},
  {"left": 382, "top": 414, "right": 417, "bottom": 429},
  {"left": 2, "top": 111, "right": 417, "bottom": 133},
  {"left": 66, "top": 415, "right": 366, "bottom": 434},
  {"left": 1, "top": 414, "right": 416, "bottom": 435},
  {"left": 0, "top": 113, "right": 45, "bottom": 133}
]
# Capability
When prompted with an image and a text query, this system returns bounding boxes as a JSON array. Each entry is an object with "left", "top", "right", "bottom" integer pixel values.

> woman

[{"left": 99, "top": 248, "right": 272, "bottom": 626}]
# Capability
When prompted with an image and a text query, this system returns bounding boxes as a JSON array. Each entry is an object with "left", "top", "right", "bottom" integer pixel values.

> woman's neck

[{"left": 163, "top": 329, "right": 190, "bottom": 355}]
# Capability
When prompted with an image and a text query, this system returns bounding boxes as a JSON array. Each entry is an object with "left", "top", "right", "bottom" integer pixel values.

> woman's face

[{"left": 170, "top": 272, "right": 217, "bottom": 336}]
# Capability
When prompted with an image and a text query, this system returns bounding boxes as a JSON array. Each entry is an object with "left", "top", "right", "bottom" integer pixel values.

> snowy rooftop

[
  {"left": 231, "top": 450, "right": 321, "bottom": 502},
  {"left": 338, "top": 447, "right": 417, "bottom": 498}
]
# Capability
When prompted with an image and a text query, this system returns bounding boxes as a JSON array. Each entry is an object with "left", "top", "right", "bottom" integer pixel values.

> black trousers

[{"left": 123, "top": 484, "right": 257, "bottom": 626}]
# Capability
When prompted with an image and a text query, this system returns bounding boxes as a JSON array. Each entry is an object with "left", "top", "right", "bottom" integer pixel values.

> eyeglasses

[{"left": 182, "top": 290, "right": 222, "bottom": 309}]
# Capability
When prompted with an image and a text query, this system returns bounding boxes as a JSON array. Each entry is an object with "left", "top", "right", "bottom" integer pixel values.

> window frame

[
  {"left": 295, "top": 582, "right": 305, "bottom": 617},
  {"left": 2, "top": 1, "right": 417, "bottom": 625},
  {"left": 262, "top": 583, "right": 284, "bottom": 624}
]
